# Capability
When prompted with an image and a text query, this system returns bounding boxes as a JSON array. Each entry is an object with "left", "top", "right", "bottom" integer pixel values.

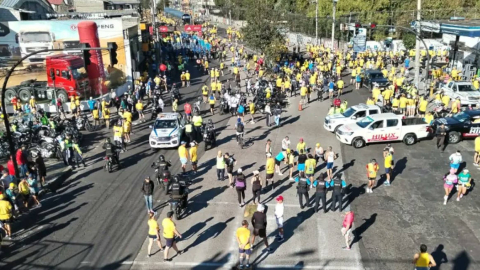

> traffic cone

[{"left": 298, "top": 101, "right": 303, "bottom": 111}]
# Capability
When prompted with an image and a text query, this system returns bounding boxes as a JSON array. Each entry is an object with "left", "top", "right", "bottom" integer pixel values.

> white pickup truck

[
  {"left": 441, "top": 81, "right": 480, "bottom": 107},
  {"left": 324, "top": 104, "right": 382, "bottom": 132},
  {"left": 336, "top": 113, "right": 432, "bottom": 148}
]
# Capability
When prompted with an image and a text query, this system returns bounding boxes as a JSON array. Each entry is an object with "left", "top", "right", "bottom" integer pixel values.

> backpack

[
  {"left": 236, "top": 123, "right": 244, "bottom": 133},
  {"left": 235, "top": 177, "right": 245, "bottom": 189},
  {"left": 237, "top": 105, "right": 244, "bottom": 114}
]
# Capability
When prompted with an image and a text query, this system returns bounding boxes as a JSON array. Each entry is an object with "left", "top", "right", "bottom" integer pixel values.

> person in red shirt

[
  {"left": 184, "top": 103, "right": 192, "bottom": 120},
  {"left": 7, "top": 156, "right": 15, "bottom": 176},
  {"left": 16, "top": 146, "right": 28, "bottom": 177},
  {"left": 341, "top": 210, "right": 355, "bottom": 250}
]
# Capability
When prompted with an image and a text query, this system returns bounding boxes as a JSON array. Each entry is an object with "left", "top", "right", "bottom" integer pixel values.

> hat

[
  {"left": 181, "top": 141, "right": 186, "bottom": 145},
  {"left": 253, "top": 170, "right": 259, "bottom": 175},
  {"left": 9, "top": 183, "right": 15, "bottom": 188},
  {"left": 300, "top": 138, "right": 304, "bottom": 141},
  {"left": 276, "top": 195, "right": 284, "bottom": 202},
  {"left": 463, "top": 169, "right": 469, "bottom": 173},
  {"left": 190, "top": 142, "right": 196, "bottom": 147},
  {"left": 237, "top": 168, "right": 243, "bottom": 173},
  {"left": 257, "top": 204, "right": 265, "bottom": 212},
  {"left": 316, "top": 143, "right": 320, "bottom": 147}
]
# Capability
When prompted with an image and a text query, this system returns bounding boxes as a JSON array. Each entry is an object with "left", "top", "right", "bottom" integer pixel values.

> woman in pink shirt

[{"left": 341, "top": 211, "right": 355, "bottom": 250}]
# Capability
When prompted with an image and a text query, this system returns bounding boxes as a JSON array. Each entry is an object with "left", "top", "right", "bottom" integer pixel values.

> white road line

[
  {"left": 123, "top": 261, "right": 363, "bottom": 269},
  {"left": 188, "top": 200, "right": 344, "bottom": 210}
]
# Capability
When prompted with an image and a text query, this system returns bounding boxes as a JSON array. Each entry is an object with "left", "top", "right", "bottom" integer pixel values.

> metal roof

[
  {"left": 0, "top": 6, "right": 19, "bottom": 20},
  {"left": 0, "top": 0, "right": 21, "bottom": 8}
]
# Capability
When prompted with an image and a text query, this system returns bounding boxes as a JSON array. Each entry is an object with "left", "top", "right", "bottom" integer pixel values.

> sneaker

[
  {"left": 147, "top": 254, "right": 151, "bottom": 258},
  {"left": 277, "top": 237, "right": 284, "bottom": 242},
  {"left": 4, "top": 236, "right": 10, "bottom": 240},
  {"left": 384, "top": 182, "right": 390, "bottom": 186},
  {"left": 443, "top": 200, "right": 447, "bottom": 205},
  {"left": 474, "top": 163, "right": 479, "bottom": 167},
  {"left": 289, "top": 177, "right": 294, "bottom": 181},
  {"left": 239, "top": 265, "right": 244, "bottom": 269},
  {"left": 251, "top": 121, "right": 255, "bottom": 124},
  {"left": 456, "top": 197, "right": 460, "bottom": 201},
  {"left": 37, "top": 203, "right": 42, "bottom": 208},
  {"left": 460, "top": 194, "right": 463, "bottom": 198},
  {"left": 342, "top": 246, "right": 351, "bottom": 250},
  {"left": 245, "top": 264, "right": 250, "bottom": 268},
  {"left": 278, "top": 173, "right": 284, "bottom": 176}
]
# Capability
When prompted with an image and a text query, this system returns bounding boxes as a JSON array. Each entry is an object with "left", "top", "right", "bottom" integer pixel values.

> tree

[
  {"left": 402, "top": 32, "right": 416, "bottom": 50},
  {"left": 157, "top": 0, "right": 170, "bottom": 12}
]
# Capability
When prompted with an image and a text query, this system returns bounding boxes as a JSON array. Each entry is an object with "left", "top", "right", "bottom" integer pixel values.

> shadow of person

[
  {"left": 430, "top": 244, "right": 448, "bottom": 270},
  {"left": 452, "top": 250, "right": 470, "bottom": 270},
  {"left": 351, "top": 213, "right": 377, "bottom": 248}
]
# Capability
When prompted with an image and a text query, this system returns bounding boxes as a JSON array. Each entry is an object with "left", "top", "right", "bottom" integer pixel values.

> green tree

[
  {"left": 157, "top": 0, "right": 170, "bottom": 12},
  {"left": 402, "top": 32, "right": 416, "bottom": 49}
]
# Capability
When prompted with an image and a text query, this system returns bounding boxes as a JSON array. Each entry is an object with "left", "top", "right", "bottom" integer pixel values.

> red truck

[{"left": 5, "top": 54, "right": 91, "bottom": 104}]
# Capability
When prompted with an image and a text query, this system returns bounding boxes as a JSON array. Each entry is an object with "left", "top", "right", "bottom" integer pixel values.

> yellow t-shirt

[
  {"left": 383, "top": 89, "right": 393, "bottom": 100},
  {"left": 190, "top": 146, "right": 198, "bottom": 162},
  {"left": 92, "top": 109, "right": 99, "bottom": 119},
  {"left": 178, "top": 145, "right": 188, "bottom": 158},
  {"left": 399, "top": 97, "right": 407, "bottom": 108},
  {"left": 372, "top": 88, "right": 380, "bottom": 100},
  {"left": 300, "top": 86, "right": 307, "bottom": 96},
  {"left": 135, "top": 103, "right": 144, "bottom": 111},
  {"left": 249, "top": 103, "right": 255, "bottom": 114},
  {"left": 475, "top": 137, "right": 480, "bottom": 152},
  {"left": 123, "top": 111, "right": 133, "bottom": 123},
  {"left": 266, "top": 158, "right": 275, "bottom": 174},
  {"left": 162, "top": 218, "right": 175, "bottom": 238},
  {"left": 419, "top": 100, "right": 428, "bottom": 112},
  {"left": 236, "top": 227, "right": 251, "bottom": 250},
  {"left": 148, "top": 219, "right": 159, "bottom": 235},
  {"left": 442, "top": 96, "right": 451, "bottom": 107},
  {"left": 337, "top": 80, "right": 344, "bottom": 89},
  {"left": 384, "top": 154, "right": 393, "bottom": 168},
  {"left": 0, "top": 200, "right": 12, "bottom": 220}
]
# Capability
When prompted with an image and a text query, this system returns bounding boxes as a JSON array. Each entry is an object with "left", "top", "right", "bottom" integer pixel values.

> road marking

[
  {"left": 14, "top": 224, "right": 51, "bottom": 241},
  {"left": 123, "top": 261, "right": 363, "bottom": 269},
  {"left": 188, "top": 200, "right": 329, "bottom": 209}
]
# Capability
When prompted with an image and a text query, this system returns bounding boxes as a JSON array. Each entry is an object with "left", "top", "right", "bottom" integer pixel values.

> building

[
  {"left": 0, "top": 0, "right": 55, "bottom": 20},
  {"left": 73, "top": 0, "right": 139, "bottom": 13}
]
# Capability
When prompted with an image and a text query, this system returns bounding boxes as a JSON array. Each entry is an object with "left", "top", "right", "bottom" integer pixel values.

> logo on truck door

[
  {"left": 463, "top": 126, "right": 480, "bottom": 137},
  {"left": 368, "top": 133, "right": 399, "bottom": 142}
]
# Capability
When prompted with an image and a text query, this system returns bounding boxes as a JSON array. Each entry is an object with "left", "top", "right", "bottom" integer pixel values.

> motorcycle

[
  {"left": 219, "top": 98, "right": 229, "bottom": 115},
  {"left": 168, "top": 175, "right": 192, "bottom": 220},
  {"left": 104, "top": 156, "right": 113, "bottom": 173},
  {"left": 155, "top": 167, "right": 171, "bottom": 193},
  {"left": 76, "top": 114, "right": 95, "bottom": 132},
  {"left": 203, "top": 126, "right": 216, "bottom": 151}
]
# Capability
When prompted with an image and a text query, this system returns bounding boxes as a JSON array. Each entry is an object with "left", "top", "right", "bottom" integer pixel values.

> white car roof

[
  {"left": 363, "top": 113, "right": 401, "bottom": 121},
  {"left": 351, "top": 103, "right": 382, "bottom": 111},
  {"left": 156, "top": 113, "right": 179, "bottom": 120}
]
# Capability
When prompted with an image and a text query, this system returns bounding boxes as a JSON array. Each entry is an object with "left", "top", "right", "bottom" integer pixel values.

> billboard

[{"left": 0, "top": 19, "right": 127, "bottom": 92}]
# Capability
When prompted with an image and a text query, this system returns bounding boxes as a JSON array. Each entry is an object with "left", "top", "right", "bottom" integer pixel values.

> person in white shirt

[
  {"left": 158, "top": 97, "right": 165, "bottom": 111},
  {"left": 274, "top": 195, "right": 284, "bottom": 242},
  {"left": 281, "top": 136, "right": 291, "bottom": 151},
  {"left": 449, "top": 150, "right": 463, "bottom": 173}
]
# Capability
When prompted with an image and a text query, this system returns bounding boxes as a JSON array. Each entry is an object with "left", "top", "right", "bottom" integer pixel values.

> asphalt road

[{"left": 0, "top": 50, "right": 233, "bottom": 269}]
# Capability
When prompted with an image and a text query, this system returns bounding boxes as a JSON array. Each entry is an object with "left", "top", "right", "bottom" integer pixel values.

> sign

[
  {"left": 420, "top": 21, "right": 441, "bottom": 33},
  {"left": 159, "top": 26, "right": 169, "bottom": 32},
  {"left": 184, "top": 25, "right": 202, "bottom": 32}
]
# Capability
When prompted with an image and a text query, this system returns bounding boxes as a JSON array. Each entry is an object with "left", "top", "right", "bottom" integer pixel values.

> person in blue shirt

[
  {"left": 88, "top": 97, "right": 96, "bottom": 113},
  {"left": 330, "top": 173, "right": 347, "bottom": 212},
  {"left": 312, "top": 173, "right": 329, "bottom": 213},
  {"left": 404, "top": 57, "right": 410, "bottom": 69},
  {"left": 275, "top": 150, "right": 287, "bottom": 176},
  {"left": 295, "top": 172, "right": 311, "bottom": 209},
  {"left": 328, "top": 80, "right": 335, "bottom": 99}
]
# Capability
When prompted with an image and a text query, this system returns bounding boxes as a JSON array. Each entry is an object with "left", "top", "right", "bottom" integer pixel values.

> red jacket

[
  {"left": 16, "top": 149, "right": 26, "bottom": 165},
  {"left": 184, "top": 103, "right": 192, "bottom": 114},
  {"left": 7, "top": 160, "right": 14, "bottom": 175}
]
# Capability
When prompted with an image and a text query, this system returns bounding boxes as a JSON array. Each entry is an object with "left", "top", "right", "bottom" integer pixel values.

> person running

[
  {"left": 457, "top": 168, "right": 471, "bottom": 201},
  {"left": 235, "top": 168, "right": 247, "bottom": 207},
  {"left": 274, "top": 150, "right": 287, "bottom": 177},
  {"left": 265, "top": 153, "right": 275, "bottom": 190},
  {"left": 162, "top": 211, "right": 183, "bottom": 261},
  {"left": 189, "top": 141, "right": 198, "bottom": 174},
  {"left": 366, "top": 159, "right": 379, "bottom": 193},
  {"left": 178, "top": 141, "right": 189, "bottom": 173},
  {"left": 383, "top": 148, "right": 394, "bottom": 186},
  {"left": 325, "top": 146, "right": 337, "bottom": 179},
  {"left": 147, "top": 212, "right": 164, "bottom": 258},
  {"left": 251, "top": 204, "right": 271, "bottom": 253},
  {"left": 449, "top": 150, "right": 462, "bottom": 174},
  {"left": 287, "top": 149, "right": 295, "bottom": 181},
  {"left": 413, "top": 244, "right": 437, "bottom": 270},
  {"left": 274, "top": 195, "right": 284, "bottom": 242},
  {"left": 443, "top": 169, "right": 458, "bottom": 205},
  {"left": 341, "top": 210, "right": 355, "bottom": 250},
  {"left": 236, "top": 220, "right": 252, "bottom": 269}
]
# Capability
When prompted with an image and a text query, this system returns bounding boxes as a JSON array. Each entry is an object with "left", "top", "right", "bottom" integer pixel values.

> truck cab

[
  {"left": 441, "top": 81, "right": 480, "bottom": 107},
  {"left": 324, "top": 104, "right": 382, "bottom": 132},
  {"left": 149, "top": 113, "right": 185, "bottom": 149},
  {"left": 336, "top": 113, "right": 431, "bottom": 148},
  {"left": 16, "top": 27, "right": 55, "bottom": 65},
  {"left": 46, "top": 54, "right": 90, "bottom": 102}
]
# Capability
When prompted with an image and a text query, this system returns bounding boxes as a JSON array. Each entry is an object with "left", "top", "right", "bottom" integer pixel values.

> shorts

[
  {"left": 72, "top": 108, "right": 77, "bottom": 114},
  {"left": 385, "top": 167, "right": 392, "bottom": 174},
  {"left": 180, "top": 158, "right": 188, "bottom": 165},
  {"left": 368, "top": 177, "right": 376, "bottom": 181},
  {"left": 239, "top": 248, "right": 252, "bottom": 255},
  {"left": 266, "top": 173, "right": 274, "bottom": 179},
  {"left": 210, "top": 104, "right": 215, "bottom": 109},
  {"left": 165, "top": 237, "right": 175, "bottom": 247},
  {"left": 289, "top": 164, "right": 294, "bottom": 168},
  {"left": 297, "top": 163, "right": 305, "bottom": 171},
  {"left": 341, "top": 227, "right": 352, "bottom": 237},
  {"left": 450, "top": 163, "right": 460, "bottom": 170},
  {"left": 191, "top": 161, "right": 197, "bottom": 166},
  {"left": 275, "top": 159, "right": 281, "bottom": 166},
  {"left": 407, "top": 105, "right": 413, "bottom": 109},
  {"left": 419, "top": 109, "right": 425, "bottom": 114},
  {"left": 444, "top": 183, "right": 454, "bottom": 189},
  {"left": 276, "top": 216, "right": 284, "bottom": 228},
  {"left": 137, "top": 110, "right": 143, "bottom": 114},
  {"left": 326, "top": 162, "right": 334, "bottom": 169},
  {"left": 227, "top": 167, "right": 234, "bottom": 174},
  {"left": 306, "top": 173, "right": 314, "bottom": 178},
  {"left": 148, "top": 234, "right": 158, "bottom": 239},
  {"left": 0, "top": 217, "right": 12, "bottom": 224},
  {"left": 186, "top": 113, "right": 191, "bottom": 117},
  {"left": 254, "top": 228, "right": 266, "bottom": 238},
  {"left": 329, "top": 89, "right": 334, "bottom": 92}
]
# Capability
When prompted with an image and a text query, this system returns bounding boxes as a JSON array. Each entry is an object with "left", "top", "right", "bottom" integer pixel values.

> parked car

[
  {"left": 364, "top": 70, "right": 389, "bottom": 90},
  {"left": 324, "top": 104, "right": 382, "bottom": 132},
  {"left": 431, "top": 110, "right": 480, "bottom": 144},
  {"left": 441, "top": 81, "right": 480, "bottom": 107}
]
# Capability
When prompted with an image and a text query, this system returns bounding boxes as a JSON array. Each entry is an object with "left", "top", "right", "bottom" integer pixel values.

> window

[
  {"left": 61, "top": 70, "right": 69, "bottom": 79},
  {"left": 371, "top": 120, "right": 384, "bottom": 129},
  {"left": 386, "top": 119, "right": 399, "bottom": 127},
  {"left": 355, "top": 111, "right": 366, "bottom": 118},
  {"left": 369, "top": 109, "right": 379, "bottom": 115},
  {"left": 448, "top": 82, "right": 454, "bottom": 89}
]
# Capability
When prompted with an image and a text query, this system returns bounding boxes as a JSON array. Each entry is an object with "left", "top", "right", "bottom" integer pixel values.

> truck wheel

[
  {"left": 18, "top": 88, "right": 31, "bottom": 103},
  {"left": 334, "top": 125, "right": 343, "bottom": 133},
  {"left": 56, "top": 90, "right": 68, "bottom": 103},
  {"left": 352, "top": 137, "right": 365, "bottom": 148},
  {"left": 403, "top": 133, "right": 417, "bottom": 145},
  {"left": 5, "top": 89, "right": 17, "bottom": 103},
  {"left": 448, "top": 131, "right": 461, "bottom": 144}
]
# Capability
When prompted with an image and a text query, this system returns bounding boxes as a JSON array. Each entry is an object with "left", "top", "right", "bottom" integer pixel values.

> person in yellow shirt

[
  {"left": 366, "top": 159, "right": 379, "bottom": 193},
  {"left": 372, "top": 85, "right": 381, "bottom": 101},
  {"left": 147, "top": 212, "right": 164, "bottom": 257},
  {"left": 92, "top": 107, "right": 100, "bottom": 127},
  {"left": 185, "top": 70, "right": 191, "bottom": 86},
  {"left": 103, "top": 107, "right": 110, "bottom": 129},
  {"left": 424, "top": 111, "right": 434, "bottom": 125},
  {"left": 418, "top": 97, "right": 428, "bottom": 116},
  {"left": 180, "top": 71, "right": 186, "bottom": 87},
  {"left": 391, "top": 95, "right": 399, "bottom": 113},
  {"left": 236, "top": 220, "right": 252, "bottom": 267},
  {"left": 406, "top": 95, "right": 415, "bottom": 117},
  {"left": 162, "top": 211, "right": 183, "bottom": 260},
  {"left": 248, "top": 101, "right": 255, "bottom": 124},
  {"left": 350, "top": 69, "right": 357, "bottom": 85},
  {"left": 123, "top": 109, "right": 133, "bottom": 123},
  {"left": 474, "top": 79, "right": 480, "bottom": 90},
  {"left": 474, "top": 136, "right": 480, "bottom": 166},
  {"left": 178, "top": 141, "right": 189, "bottom": 173},
  {"left": 382, "top": 86, "right": 393, "bottom": 105},
  {"left": 29, "top": 96, "right": 36, "bottom": 110},
  {"left": 337, "top": 79, "right": 344, "bottom": 96},
  {"left": 70, "top": 96, "right": 77, "bottom": 115},
  {"left": 0, "top": 194, "right": 13, "bottom": 238},
  {"left": 75, "top": 96, "right": 80, "bottom": 117},
  {"left": 384, "top": 150, "right": 393, "bottom": 186},
  {"left": 123, "top": 119, "right": 131, "bottom": 143},
  {"left": 399, "top": 94, "right": 407, "bottom": 115},
  {"left": 136, "top": 100, "right": 144, "bottom": 121},
  {"left": 300, "top": 86, "right": 307, "bottom": 105},
  {"left": 189, "top": 141, "right": 198, "bottom": 173},
  {"left": 366, "top": 97, "right": 375, "bottom": 105},
  {"left": 450, "top": 97, "right": 460, "bottom": 114},
  {"left": 451, "top": 67, "right": 459, "bottom": 81},
  {"left": 442, "top": 94, "right": 451, "bottom": 108}
]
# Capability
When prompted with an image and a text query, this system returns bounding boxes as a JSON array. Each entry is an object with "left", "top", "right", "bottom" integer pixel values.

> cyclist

[{"left": 235, "top": 117, "right": 244, "bottom": 145}]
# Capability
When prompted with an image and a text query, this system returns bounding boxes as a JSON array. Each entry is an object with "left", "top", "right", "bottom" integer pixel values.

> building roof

[
  {"left": 47, "top": 0, "right": 64, "bottom": 5},
  {"left": 0, "top": 0, "right": 21, "bottom": 8},
  {"left": 0, "top": 6, "right": 19, "bottom": 20},
  {"left": 104, "top": 0, "right": 139, "bottom": 4}
]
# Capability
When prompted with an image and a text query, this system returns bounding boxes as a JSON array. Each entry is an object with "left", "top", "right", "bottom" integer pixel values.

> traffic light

[
  {"left": 370, "top": 22, "right": 377, "bottom": 29},
  {"left": 354, "top": 22, "right": 361, "bottom": 35},
  {"left": 107, "top": 42, "right": 118, "bottom": 66},
  {"left": 81, "top": 43, "right": 91, "bottom": 66}
]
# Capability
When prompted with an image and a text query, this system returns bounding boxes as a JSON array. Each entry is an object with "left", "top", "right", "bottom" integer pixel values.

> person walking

[
  {"left": 456, "top": 168, "right": 471, "bottom": 201},
  {"left": 236, "top": 220, "right": 252, "bottom": 269},
  {"left": 147, "top": 212, "right": 164, "bottom": 258},
  {"left": 313, "top": 173, "right": 329, "bottom": 213},
  {"left": 325, "top": 146, "right": 337, "bottom": 180},
  {"left": 251, "top": 204, "right": 272, "bottom": 253},
  {"left": 274, "top": 195, "right": 284, "bottom": 242},
  {"left": 341, "top": 210, "right": 355, "bottom": 250},
  {"left": 265, "top": 153, "right": 275, "bottom": 190},
  {"left": 436, "top": 123, "right": 447, "bottom": 152},
  {"left": 366, "top": 159, "right": 379, "bottom": 193},
  {"left": 216, "top": 150, "right": 226, "bottom": 181},
  {"left": 235, "top": 168, "right": 247, "bottom": 207},
  {"left": 449, "top": 150, "right": 462, "bottom": 173},
  {"left": 225, "top": 153, "right": 236, "bottom": 188},
  {"left": 413, "top": 244, "right": 437, "bottom": 270},
  {"left": 162, "top": 211, "right": 184, "bottom": 262},
  {"left": 295, "top": 172, "right": 311, "bottom": 209},
  {"left": 178, "top": 141, "right": 189, "bottom": 173},
  {"left": 0, "top": 194, "right": 13, "bottom": 239},
  {"left": 27, "top": 174, "right": 41, "bottom": 208},
  {"left": 251, "top": 170, "right": 263, "bottom": 204},
  {"left": 142, "top": 176, "right": 155, "bottom": 214},
  {"left": 443, "top": 169, "right": 458, "bottom": 205},
  {"left": 383, "top": 148, "right": 394, "bottom": 186},
  {"left": 330, "top": 173, "right": 346, "bottom": 212},
  {"left": 189, "top": 141, "right": 198, "bottom": 174}
]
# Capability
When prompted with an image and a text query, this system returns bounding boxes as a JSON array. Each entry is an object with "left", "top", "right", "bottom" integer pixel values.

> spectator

[
  {"left": 27, "top": 173, "right": 41, "bottom": 208},
  {"left": 16, "top": 145, "right": 28, "bottom": 177},
  {"left": 34, "top": 153, "right": 47, "bottom": 187},
  {"left": 7, "top": 156, "right": 15, "bottom": 176},
  {"left": 0, "top": 194, "right": 13, "bottom": 239},
  {"left": 341, "top": 210, "right": 355, "bottom": 250},
  {"left": 142, "top": 176, "right": 155, "bottom": 214}
]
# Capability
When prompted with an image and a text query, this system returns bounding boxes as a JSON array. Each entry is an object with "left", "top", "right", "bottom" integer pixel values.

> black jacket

[{"left": 142, "top": 180, "right": 154, "bottom": 195}]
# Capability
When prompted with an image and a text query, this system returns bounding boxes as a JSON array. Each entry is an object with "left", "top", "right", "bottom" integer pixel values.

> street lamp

[{"left": 332, "top": 0, "right": 338, "bottom": 50}]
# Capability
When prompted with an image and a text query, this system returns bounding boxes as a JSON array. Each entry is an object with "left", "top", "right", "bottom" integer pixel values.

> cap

[
  {"left": 237, "top": 168, "right": 243, "bottom": 173},
  {"left": 257, "top": 204, "right": 265, "bottom": 212},
  {"left": 181, "top": 141, "right": 186, "bottom": 145},
  {"left": 9, "top": 183, "right": 15, "bottom": 188},
  {"left": 463, "top": 169, "right": 469, "bottom": 172},
  {"left": 266, "top": 153, "right": 272, "bottom": 157},
  {"left": 190, "top": 142, "right": 196, "bottom": 147},
  {"left": 276, "top": 195, "right": 284, "bottom": 202},
  {"left": 253, "top": 170, "right": 259, "bottom": 175},
  {"left": 300, "top": 138, "right": 304, "bottom": 141},
  {"left": 316, "top": 143, "right": 320, "bottom": 147}
]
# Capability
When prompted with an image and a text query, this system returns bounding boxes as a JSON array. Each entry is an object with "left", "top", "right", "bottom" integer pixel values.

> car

[
  {"left": 431, "top": 110, "right": 480, "bottom": 144},
  {"left": 441, "top": 81, "right": 480, "bottom": 107},
  {"left": 149, "top": 113, "right": 185, "bottom": 149},
  {"left": 324, "top": 104, "right": 382, "bottom": 132},
  {"left": 336, "top": 113, "right": 431, "bottom": 148},
  {"left": 364, "top": 70, "right": 389, "bottom": 90}
]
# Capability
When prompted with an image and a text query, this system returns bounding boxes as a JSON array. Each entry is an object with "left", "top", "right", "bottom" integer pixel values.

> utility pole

[
  {"left": 315, "top": 0, "right": 318, "bottom": 45},
  {"left": 414, "top": 0, "right": 421, "bottom": 88},
  {"left": 331, "top": 0, "right": 338, "bottom": 50}
]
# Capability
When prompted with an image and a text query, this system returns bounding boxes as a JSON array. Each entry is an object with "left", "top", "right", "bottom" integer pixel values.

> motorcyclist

[
  {"left": 63, "top": 133, "right": 74, "bottom": 167},
  {"left": 205, "top": 119, "right": 216, "bottom": 146},
  {"left": 151, "top": 155, "right": 172, "bottom": 186},
  {"left": 102, "top": 137, "right": 120, "bottom": 166},
  {"left": 169, "top": 174, "right": 189, "bottom": 208},
  {"left": 113, "top": 120, "right": 126, "bottom": 151}
]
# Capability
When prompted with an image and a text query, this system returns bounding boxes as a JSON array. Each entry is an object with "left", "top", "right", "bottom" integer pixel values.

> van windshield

[
  {"left": 342, "top": 108, "right": 356, "bottom": 117},
  {"left": 21, "top": 32, "right": 51, "bottom": 43}
]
